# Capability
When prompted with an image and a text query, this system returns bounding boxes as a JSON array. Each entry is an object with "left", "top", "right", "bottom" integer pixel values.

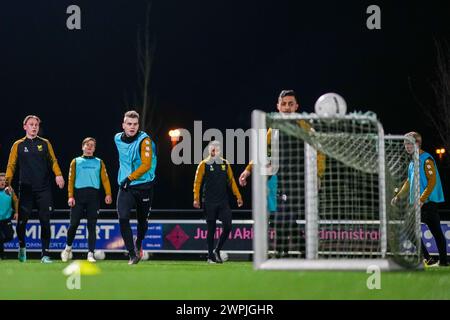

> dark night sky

[{"left": 0, "top": 1, "right": 450, "bottom": 209}]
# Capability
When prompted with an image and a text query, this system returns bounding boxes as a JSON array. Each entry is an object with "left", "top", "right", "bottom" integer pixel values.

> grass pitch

[{"left": 0, "top": 260, "right": 449, "bottom": 300}]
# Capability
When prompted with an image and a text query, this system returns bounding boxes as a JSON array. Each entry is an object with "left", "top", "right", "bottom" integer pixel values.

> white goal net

[{"left": 251, "top": 111, "right": 421, "bottom": 270}]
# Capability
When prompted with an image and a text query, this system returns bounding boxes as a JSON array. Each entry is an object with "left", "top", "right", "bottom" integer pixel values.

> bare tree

[
  {"left": 125, "top": 1, "right": 161, "bottom": 135},
  {"left": 410, "top": 39, "right": 450, "bottom": 165}
]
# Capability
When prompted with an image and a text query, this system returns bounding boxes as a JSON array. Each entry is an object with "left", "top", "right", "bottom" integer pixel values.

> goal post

[
  {"left": 251, "top": 110, "right": 422, "bottom": 271},
  {"left": 251, "top": 110, "right": 268, "bottom": 267}
]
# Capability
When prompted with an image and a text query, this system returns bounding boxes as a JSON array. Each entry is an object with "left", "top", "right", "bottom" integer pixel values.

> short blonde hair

[
  {"left": 124, "top": 110, "right": 140, "bottom": 120},
  {"left": 82, "top": 137, "right": 96, "bottom": 147},
  {"left": 405, "top": 131, "right": 422, "bottom": 147},
  {"left": 23, "top": 115, "right": 41, "bottom": 126}
]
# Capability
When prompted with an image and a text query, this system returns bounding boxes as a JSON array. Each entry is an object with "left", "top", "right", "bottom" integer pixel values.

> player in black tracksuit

[
  {"left": 193, "top": 141, "right": 243, "bottom": 263},
  {"left": 6, "top": 115, "right": 65, "bottom": 263}
]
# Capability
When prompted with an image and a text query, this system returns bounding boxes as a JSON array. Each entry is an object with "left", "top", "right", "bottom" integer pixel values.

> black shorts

[
  {"left": 71, "top": 188, "right": 100, "bottom": 222},
  {"left": 0, "top": 219, "right": 14, "bottom": 242},
  {"left": 204, "top": 202, "right": 231, "bottom": 222},
  {"left": 117, "top": 186, "right": 154, "bottom": 220},
  {"left": 18, "top": 184, "right": 53, "bottom": 220}
]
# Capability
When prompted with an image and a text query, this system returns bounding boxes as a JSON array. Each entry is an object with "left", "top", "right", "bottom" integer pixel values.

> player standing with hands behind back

[
  {"left": 193, "top": 141, "right": 243, "bottom": 264},
  {"left": 6, "top": 115, "right": 65, "bottom": 263},
  {"left": 61, "top": 137, "right": 112, "bottom": 263}
]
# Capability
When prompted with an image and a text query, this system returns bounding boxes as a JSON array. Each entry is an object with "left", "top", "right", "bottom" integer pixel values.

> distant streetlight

[
  {"left": 169, "top": 129, "right": 181, "bottom": 144},
  {"left": 436, "top": 148, "right": 446, "bottom": 160}
]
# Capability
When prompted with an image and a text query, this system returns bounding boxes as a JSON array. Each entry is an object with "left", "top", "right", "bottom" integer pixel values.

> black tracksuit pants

[
  {"left": 66, "top": 188, "right": 100, "bottom": 253},
  {"left": 421, "top": 202, "right": 448, "bottom": 265}
]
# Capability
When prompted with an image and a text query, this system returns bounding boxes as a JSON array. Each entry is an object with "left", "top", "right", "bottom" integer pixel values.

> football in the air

[{"left": 314, "top": 93, "right": 347, "bottom": 116}]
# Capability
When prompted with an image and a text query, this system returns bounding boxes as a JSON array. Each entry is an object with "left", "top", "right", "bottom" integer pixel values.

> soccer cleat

[
  {"left": 128, "top": 255, "right": 141, "bottom": 265},
  {"left": 41, "top": 256, "right": 53, "bottom": 264},
  {"left": 424, "top": 258, "right": 439, "bottom": 268},
  {"left": 207, "top": 254, "right": 218, "bottom": 264},
  {"left": 134, "top": 238, "right": 143, "bottom": 259},
  {"left": 134, "top": 246, "right": 143, "bottom": 259},
  {"left": 18, "top": 248, "right": 27, "bottom": 262},
  {"left": 213, "top": 249, "right": 223, "bottom": 264},
  {"left": 61, "top": 248, "right": 72, "bottom": 262},
  {"left": 87, "top": 252, "right": 96, "bottom": 263}
]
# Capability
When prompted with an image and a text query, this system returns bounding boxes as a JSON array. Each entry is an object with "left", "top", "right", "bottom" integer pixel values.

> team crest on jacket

[
  {"left": 37, "top": 145, "right": 43, "bottom": 152},
  {"left": 221, "top": 164, "right": 226, "bottom": 171},
  {"left": 209, "top": 165, "right": 214, "bottom": 171}
]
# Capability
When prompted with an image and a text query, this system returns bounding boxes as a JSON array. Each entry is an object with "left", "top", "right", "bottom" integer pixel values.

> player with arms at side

[
  {"left": 115, "top": 111, "right": 157, "bottom": 265},
  {"left": 61, "top": 137, "right": 112, "bottom": 263},
  {"left": 392, "top": 132, "right": 448, "bottom": 267},
  {"left": 193, "top": 141, "right": 243, "bottom": 263},
  {"left": 6, "top": 115, "right": 65, "bottom": 263}
]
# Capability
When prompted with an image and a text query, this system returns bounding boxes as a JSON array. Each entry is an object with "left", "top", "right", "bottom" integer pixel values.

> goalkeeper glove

[{"left": 120, "top": 177, "right": 132, "bottom": 190}]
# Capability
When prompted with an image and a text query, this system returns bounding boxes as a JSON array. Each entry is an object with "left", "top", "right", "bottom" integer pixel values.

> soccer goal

[{"left": 251, "top": 110, "right": 422, "bottom": 270}]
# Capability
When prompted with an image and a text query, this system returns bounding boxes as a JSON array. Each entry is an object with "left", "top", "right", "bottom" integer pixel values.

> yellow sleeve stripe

[
  {"left": 5, "top": 138, "right": 24, "bottom": 185},
  {"left": 226, "top": 161, "right": 242, "bottom": 200},
  {"left": 420, "top": 159, "right": 437, "bottom": 203},
  {"left": 12, "top": 191, "right": 19, "bottom": 214},
  {"left": 128, "top": 137, "right": 152, "bottom": 181},
  {"left": 44, "top": 139, "right": 63, "bottom": 177},
  {"left": 193, "top": 161, "right": 206, "bottom": 201},
  {"left": 68, "top": 159, "right": 76, "bottom": 198},
  {"left": 100, "top": 160, "right": 112, "bottom": 196}
]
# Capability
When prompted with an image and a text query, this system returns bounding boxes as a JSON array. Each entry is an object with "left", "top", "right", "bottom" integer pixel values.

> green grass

[{"left": 0, "top": 260, "right": 449, "bottom": 300}]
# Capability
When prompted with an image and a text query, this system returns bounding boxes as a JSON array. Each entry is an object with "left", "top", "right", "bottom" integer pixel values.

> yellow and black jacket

[
  {"left": 6, "top": 136, "right": 62, "bottom": 191},
  {"left": 193, "top": 157, "right": 242, "bottom": 204}
]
